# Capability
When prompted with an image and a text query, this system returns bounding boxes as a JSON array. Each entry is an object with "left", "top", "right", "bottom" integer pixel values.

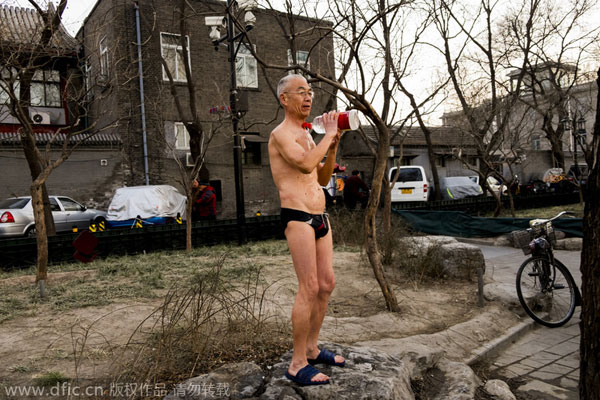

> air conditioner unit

[
  {"left": 186, "top": 152, "right": 195, "bottom": 167},
  {"left": 30, "top": 111, "right": 51, "bottom": 125}
]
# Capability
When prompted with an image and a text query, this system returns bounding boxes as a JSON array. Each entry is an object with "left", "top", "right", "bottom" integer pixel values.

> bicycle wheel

[{"left": 516, "top": 256, "right": 577, "bottom": 328}]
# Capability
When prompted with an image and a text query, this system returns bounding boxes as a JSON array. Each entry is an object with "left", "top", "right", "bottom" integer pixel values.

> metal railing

[{"left": 0, "top": 216, "right": 283, "bottom": 269}]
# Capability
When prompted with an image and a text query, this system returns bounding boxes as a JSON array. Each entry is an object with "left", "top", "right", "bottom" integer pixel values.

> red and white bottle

[{"left": 312, "top": 109, "right": 360, "bottom": 134}]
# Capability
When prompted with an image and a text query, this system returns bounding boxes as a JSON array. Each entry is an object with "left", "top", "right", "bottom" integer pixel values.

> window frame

[
  {"left": 287, "top": 49, "right": 310, "bottom": 73},
  {"left": 236, "top": 43, "right": 258, "bottom": 89},
  {"left": 242, "top": 132, "right": 262, "bottom": 166},
  {"left": 30, "top": 69, "right": 61, "bottom": 108},
  {"left": 99, "top": 36, "right": 109, "bottom": 78},
  {"left": 160, "top": 32, "right": 191, "bottom": 82},
  {"left": 174, "top": 122, "right": 190, "bottom": 150}
]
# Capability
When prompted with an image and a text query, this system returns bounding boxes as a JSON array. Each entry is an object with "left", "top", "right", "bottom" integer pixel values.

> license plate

[{"left": 401, "top": 188, "right": 412, "bottom": 194}]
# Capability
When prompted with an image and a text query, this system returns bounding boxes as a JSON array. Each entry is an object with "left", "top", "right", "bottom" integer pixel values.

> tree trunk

[
  {"left": 186, "top": 194, "right": 194, "bottom": 252},
  {"left": 382, "top": 176, "right": 393, "bottom": 265},
  {"left": 31, "top": 183, "right": 49, "bottom": 298},
  {"left": 579, "top": 68, "right": 600, "bottom": 399},
  {"left": 364, "top": 124, "right": 400, "bottom": 312}
]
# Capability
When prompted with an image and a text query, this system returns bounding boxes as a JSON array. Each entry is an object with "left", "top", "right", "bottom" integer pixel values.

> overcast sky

[{"left": 9, "top": 0, "right": 96, "bottom": 35}]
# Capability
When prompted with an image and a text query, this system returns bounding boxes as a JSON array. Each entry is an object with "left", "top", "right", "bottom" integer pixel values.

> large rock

[
  {"left": 261, "top": 343, "right": 415, "bottom": 400},
  {"left": 484, "top": 379, "right": 516, "bottom": 400},
  {"left": 164, "top": 362, "right": 264, "bottom": 400},
  {"left": 433, "top": 360, "right": 482, "bottom": 400},
  {"left": 438, "top": 242, "right": 485, "bottom": 279},
  {"left": 164, "top": 343, "right": 491, "bottom": 400},
  {"left": 554, "top": 238, "right": 582, "bottom": 251},
  {"left": 397, "top": 236, "right": 485, "bottom": 280}
]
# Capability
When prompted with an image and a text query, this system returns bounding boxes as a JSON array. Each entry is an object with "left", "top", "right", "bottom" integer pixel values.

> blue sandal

[
  {"left": 285, "top": 364, "right": 330, "bottom": 386},
  {"left": 308, "top": 349, "right": 345, "bottom": 367}
]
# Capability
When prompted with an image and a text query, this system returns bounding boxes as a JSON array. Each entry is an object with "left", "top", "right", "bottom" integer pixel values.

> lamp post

[
  {"left": 562, "top": 115, "right": 587, "bottom": 184},
  {"left": 205, "top": 0, "right": 257, "bottom": 244}
]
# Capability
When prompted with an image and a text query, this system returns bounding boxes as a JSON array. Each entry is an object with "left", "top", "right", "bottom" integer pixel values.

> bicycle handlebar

[{"left": 530, "top": 210, "right": 575, "bottom": 226}]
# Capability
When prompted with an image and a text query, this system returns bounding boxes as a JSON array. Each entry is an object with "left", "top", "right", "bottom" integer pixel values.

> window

[
  {"left": 161, "top": 33, "right": 190, "bottom": 82},
  {"left": 435, "top": 155, "right": 446, "bottom": 167},
  {"left": 30, "top": 70, "right": 61, "bottom": 107},
  {"left": 531, "top": 134, "right": 541, "bottom": 150},
  {"left": 243, "top": 142, "right": 261, "bottom": 165},
  {"left": 58, "top": 197, "right": 83, "bottom": 212},
  {"left": 99, "top": 36, "right": 109, "bottom": 77},
  {"left": 242, "top": 133, "right": 262, "bottom": 165},
  {"left": 0, "top": 68, "right": 20, "bottom": 105},
  {"left": 287, "top": 50, "right": 310, "bottom": 73},
  {"left": 49, "top": 198, "right": 60, "bottom": 212},
  {"left": 236, "top": 44, "right": 257, "bottom": 88},
  {"left": 174, "top": 123, "right": 190, "bottom": 149},
  {"left": 83, "top": 58, "right": 92, "bottom": 100}
]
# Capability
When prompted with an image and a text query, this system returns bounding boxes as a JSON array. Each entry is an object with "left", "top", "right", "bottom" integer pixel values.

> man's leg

[
  {"left": 285, "top": 222, "right": 329, "bottom": 382},
  {"left": 306, "top": 228, "right": 345, "bottom": 365}
]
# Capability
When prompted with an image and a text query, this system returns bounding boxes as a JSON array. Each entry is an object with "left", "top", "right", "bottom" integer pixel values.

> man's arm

[
  {"left": 273, "top": 112, "right": 339, "bottom": 174},
  {"left": 317, "top": 141, "right": 340, "bottom": 186}
]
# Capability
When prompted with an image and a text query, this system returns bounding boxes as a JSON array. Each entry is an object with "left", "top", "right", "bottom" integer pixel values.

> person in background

[
  {"left": 192, "top": 179, "right": 217, "bottom": 221},
  {"left": 343, "top": 170, "right": 369, "bottom": 210}
]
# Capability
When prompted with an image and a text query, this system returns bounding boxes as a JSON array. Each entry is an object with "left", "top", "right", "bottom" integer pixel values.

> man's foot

[
  {"left": 307, "top": 348, "right": 345, "bottom": 367},
  {"left": 285, "top": 364, "right": 330, "bottom": 386}
]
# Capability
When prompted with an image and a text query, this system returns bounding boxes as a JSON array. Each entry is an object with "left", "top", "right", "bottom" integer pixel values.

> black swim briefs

[{"left": 280, "top": 208, "right": 330, "bottom": 239}]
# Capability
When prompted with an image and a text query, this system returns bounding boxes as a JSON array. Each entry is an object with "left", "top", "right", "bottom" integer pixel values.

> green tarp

[{"left": 393, "top": 210, "right": 583, "bottom": 238}]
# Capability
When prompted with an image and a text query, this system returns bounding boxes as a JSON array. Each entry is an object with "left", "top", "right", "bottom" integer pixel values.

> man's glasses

[{"left": 285, "top": 90, "right": 315, "bottom": 99}]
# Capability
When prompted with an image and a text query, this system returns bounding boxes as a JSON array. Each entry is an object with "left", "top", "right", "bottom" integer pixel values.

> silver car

[{"left": 0, "top": 196, "right": 107, "bottom": 238}]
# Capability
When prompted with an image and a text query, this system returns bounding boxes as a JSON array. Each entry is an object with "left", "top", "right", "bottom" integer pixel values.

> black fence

[
  {"left": 391, "top": 192, "right": 581, "bottom": 214},
  {"left": 0, "top": 216, "right": 283, "bottom": 269},
  {"left": 0, "top": 192, "right": 581, "bottom": 269}
]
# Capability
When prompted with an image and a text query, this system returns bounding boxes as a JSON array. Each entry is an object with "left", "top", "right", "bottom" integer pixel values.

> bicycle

[{"left": 513, "top": 211, "right": 581, "bottom": 328}]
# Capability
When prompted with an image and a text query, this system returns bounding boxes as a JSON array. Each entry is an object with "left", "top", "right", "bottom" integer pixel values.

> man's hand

[
  {"left": 329, "top": 129, "right": 342, "bottom": 151},
  {"left": 322, "top": 111, "right": 339, "bottom": 137}
]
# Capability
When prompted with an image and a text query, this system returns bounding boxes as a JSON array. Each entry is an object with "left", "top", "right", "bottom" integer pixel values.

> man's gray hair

[{"left": 277, "top": 73, "right": 307, "bottom": 98}]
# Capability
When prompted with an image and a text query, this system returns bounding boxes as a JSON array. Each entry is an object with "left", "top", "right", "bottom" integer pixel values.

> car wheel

[
  {"left": 94, "top": 216, "right": 107, "bottom": 231},
  {"left": 25, "top": 226, "right": 36, "bottom": 238}
]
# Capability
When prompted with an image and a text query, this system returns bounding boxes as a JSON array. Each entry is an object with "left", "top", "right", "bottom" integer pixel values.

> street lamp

[{"left": 205, "top": 0, "right": 257, "bottom": 243}]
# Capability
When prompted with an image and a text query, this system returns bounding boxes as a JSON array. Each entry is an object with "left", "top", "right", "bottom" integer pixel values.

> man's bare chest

[{"left": 295, "top": 131, "right": 315, "bottom": 151}]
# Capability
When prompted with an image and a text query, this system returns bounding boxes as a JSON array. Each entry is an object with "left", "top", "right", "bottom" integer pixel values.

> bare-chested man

[{"left": 268, "top": 74, "right": 345, "bottom": 386}]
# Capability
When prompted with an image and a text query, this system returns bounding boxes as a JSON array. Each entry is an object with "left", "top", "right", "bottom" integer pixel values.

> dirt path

[{"left": 0, "top": 249, "right": 517, "bottom": 390}]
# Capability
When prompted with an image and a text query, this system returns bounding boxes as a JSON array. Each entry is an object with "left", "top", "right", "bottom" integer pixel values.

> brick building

[{"left": 79, "top": 0, "right": 335, "bottom": 217}]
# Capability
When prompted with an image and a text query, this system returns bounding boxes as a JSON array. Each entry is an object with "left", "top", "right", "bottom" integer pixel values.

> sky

[
  {"left": 7, "top": 0, "right": 599, "bottom": 125},
  {"left": 8, "top": 0, "right": 97, "bottom": 35}
]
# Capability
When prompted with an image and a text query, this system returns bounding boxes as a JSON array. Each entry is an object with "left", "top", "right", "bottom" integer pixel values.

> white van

[{"left": 389, "top": 166, "right": 429, "bottom": 202}]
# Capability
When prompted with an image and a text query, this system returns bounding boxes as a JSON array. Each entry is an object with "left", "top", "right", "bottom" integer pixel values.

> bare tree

[
  {"left": 580, "top": 66, "right": 600, "bottom": 400},
  {"left": 251, "top": 0, "right": 445, "bottom": 311},
  {"left": 513, "top": 0, "right": 599, "bottom": 172},
  {"left": 0, "top": 0, "right": 118, "bottom": 296},
  {"left": 152, "top": 0, "right": 224, "bottom": 251},
  {"left": 424, "top": 0, "right": 543, "bottom": 216}
]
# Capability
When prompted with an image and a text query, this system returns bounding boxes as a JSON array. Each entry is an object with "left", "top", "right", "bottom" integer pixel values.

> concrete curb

[
  {"left": 465, "top": 317, "right": 537, "bottom": 366},
  {"left": 455, "top": 237, "right": 499, "bottom": 247}
]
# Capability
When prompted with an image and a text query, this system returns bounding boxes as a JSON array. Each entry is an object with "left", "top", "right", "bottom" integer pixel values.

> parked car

[
  {"left": 439, "top": 176, "right": 484, "bottom": 200},
  {"left": 0, "top": 196, "right": 107, "bottom": 239},
  {"left": 106, "top": 185, "right": 187, "bottom": 228},
  {"left": 388, "top": 166, "right": 430, "bottom": 202}
]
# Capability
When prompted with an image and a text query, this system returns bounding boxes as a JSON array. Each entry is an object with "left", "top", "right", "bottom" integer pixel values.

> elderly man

[{"left": 268, "top": 74, "right": 345, "bottom": 386}]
